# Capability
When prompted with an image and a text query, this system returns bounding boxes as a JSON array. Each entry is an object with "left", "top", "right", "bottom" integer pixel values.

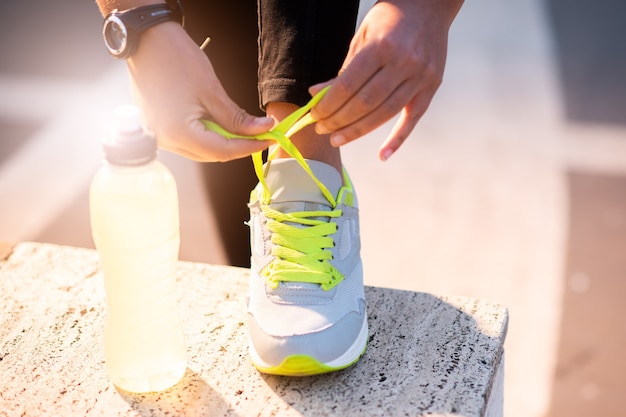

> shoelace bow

[{"left": 202, "top": 86, "right": 344, "bottom": 291}]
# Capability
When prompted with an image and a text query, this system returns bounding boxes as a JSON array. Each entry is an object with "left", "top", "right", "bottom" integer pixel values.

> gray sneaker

[{"left": 247, "top": 158, "right": 368, "bottom": 376}]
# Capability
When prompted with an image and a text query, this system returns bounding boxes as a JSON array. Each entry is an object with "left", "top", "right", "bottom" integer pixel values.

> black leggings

[{"left": 182, "top": 0, "right": 359, "bottom": 267}]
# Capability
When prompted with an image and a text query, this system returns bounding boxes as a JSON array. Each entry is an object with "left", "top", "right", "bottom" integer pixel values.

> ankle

[{"left": 266, "top": 102, "right": 342, "bottom": 174}]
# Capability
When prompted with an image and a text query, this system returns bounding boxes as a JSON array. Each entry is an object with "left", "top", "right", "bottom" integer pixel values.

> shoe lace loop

[
  {"left": 202, "top": 87, "right": 336, "bottom": 207},
  {"left": 203, "top": 87, "right": 345, "bottom": 291}
]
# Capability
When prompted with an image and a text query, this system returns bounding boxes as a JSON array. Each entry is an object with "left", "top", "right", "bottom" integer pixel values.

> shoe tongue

[{"left": 265, "top": 159, "right": 341, "bottom": 206}]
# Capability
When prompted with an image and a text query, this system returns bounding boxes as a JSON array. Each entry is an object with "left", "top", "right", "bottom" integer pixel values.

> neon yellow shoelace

[{"left": 202, "top": 86, "right": 344, "bottom": 291}]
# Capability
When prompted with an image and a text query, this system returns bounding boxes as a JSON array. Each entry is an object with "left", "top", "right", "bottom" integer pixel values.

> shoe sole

[{"left": 249, "top": 315, "right": 368, "bottom": 376}]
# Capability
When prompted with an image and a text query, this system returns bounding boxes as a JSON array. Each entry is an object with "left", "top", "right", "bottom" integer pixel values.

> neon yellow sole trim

[{"left": 251, "top": 345, "right": 367, "bottom": 377}]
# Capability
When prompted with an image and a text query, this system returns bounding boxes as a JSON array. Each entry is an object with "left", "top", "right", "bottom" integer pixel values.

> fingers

[
  {"left": 312, "top": 61, "right": 439, "bottom": 150},
  {"left": 158, "top": 117, "right": 272, "bottom": 162},
  {"left": 308, "top": 36, "right": 441, "bottom": 151},
  {"left": 162, "top": 137, "right": 271, "bottom": 162},
  {"left": 159, "top": 130, "right": 271, "bottom": 162},
  {"left": 310, "top": 44, "right": 382, "bottom": 122},
  {"left": 377, "top": 89, "right": 435, "bottom": 161},
  {"left": 154, "top": 93, "right": 273, "bottom": 162},
  {"left": 315, "top": 70, "right": 417, "bottom": 143},
  {"left": 154, "top": 79, "right": 273, "bottom": 162},
  {"left": 309, "top": 79, "right": 333, "bottom": 97}
]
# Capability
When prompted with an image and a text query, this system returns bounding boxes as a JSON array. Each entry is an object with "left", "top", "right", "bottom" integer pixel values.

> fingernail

[
  {"left": 315, "top": 124, "right": 329, "bottom": 135},
  {"left": 380, "top": 149, "right": 393, "bottom": 161},
  {"left": 254, "top": 117, "right": 273, "bottom": 127},
  {"left": 309, "top": 83, "right": 325, "bottom": 95},
  {"left": 331, "top": 134, "right": 346, "bottom": 147}
]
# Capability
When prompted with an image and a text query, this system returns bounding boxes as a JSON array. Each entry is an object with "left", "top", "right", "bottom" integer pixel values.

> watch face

[{"left": 103, "top": 15, "right": 127, "bottom": 57}]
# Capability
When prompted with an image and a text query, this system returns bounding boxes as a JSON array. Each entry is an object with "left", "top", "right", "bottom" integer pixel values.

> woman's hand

[
  {"left": 127, "top": 22, "right": 274, "bottom": 162},
  {"left": 310, "top": 0, "right": 463, "bottom": 161}
]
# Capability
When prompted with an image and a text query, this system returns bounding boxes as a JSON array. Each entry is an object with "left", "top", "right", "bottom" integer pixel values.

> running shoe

[{"left": 247, "top": 158, "right": 368, "bottom": 376}]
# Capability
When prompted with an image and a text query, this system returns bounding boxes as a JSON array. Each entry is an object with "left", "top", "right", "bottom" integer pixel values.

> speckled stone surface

[{"left": 0, "top": 243, "right": 508, "bottom": 416}]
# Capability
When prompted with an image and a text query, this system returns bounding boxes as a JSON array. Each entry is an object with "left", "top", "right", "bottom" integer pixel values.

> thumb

[
  {"left": 205, "top": 89, "right": 274, "bottom": 137},
  {"left": 225, "top": 107, "right": 274, "bottom": 137}
]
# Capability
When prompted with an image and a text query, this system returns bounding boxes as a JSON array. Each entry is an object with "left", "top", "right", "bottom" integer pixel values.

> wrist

[
  {"left": 382, "top": 0, "right": 464, "bottom": 26},
  {"left": 127, "top": 20, "right": 189, "bottom": 65}
]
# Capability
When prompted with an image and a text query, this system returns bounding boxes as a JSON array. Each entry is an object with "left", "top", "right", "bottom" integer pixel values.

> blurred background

[{"left": 0, "top": 0, "right": 624, "bottom": 416}]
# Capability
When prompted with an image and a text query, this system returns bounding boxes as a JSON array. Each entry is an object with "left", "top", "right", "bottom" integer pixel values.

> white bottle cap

[
  {"left": 103, "top": 105, "right": 156, "bottom": 165},
  {"left": 113, "top": 104, "right": 142, "bottom": 133}
]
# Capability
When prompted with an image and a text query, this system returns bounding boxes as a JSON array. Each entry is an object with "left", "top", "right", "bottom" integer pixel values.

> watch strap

[
  {"left": 165, "top": 0, "right": 184, "bottom": 28},
  {"left": 103, "top": 1, "right": 184, "bottom": 59},
  {"left": 112, "top": 4, "right": 179, "bottom": 34}
]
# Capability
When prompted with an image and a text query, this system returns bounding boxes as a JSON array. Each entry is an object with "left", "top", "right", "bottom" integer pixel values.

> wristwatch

[{"left": 102, "top": 1, "right": 184, "bottom": 59}]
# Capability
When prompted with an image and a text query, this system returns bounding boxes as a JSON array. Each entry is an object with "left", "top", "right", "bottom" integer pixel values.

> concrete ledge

[
  {"left": 0, "top": 242, "right": 508, "bottom": 416},
  {"left": 0, "top": 241, "right": 13, "bottom": 261}
]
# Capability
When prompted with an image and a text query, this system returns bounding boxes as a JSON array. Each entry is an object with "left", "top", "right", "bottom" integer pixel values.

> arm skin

[
  {"left": 95, "top": 0, "right": 463, "bottom": 162},
  {"left": 310, "top": 0, "right": 464, "bottom": 161},
  {"left": 95, "top": 1, "right": 274, "bottom": 162}
]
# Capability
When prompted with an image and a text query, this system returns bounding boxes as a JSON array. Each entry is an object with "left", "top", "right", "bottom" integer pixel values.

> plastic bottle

[{"left": 89, "top": 105, "right": 187, "bottom": 393}]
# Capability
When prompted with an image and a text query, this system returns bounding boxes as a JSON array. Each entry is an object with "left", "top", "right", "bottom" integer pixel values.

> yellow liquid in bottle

[{"left": 90, "top": 160, "right": 187, "bottom": 393}]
